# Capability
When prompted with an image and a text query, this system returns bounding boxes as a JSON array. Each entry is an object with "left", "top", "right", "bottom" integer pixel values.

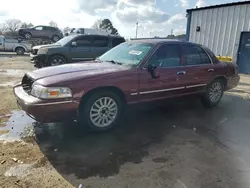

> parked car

[
  {"left": 30, "top": 34, "right": 125, "bottom": 68},
  {"left": 0, "top": 35, "right": 32, "bottom": 55},
  {"left": 14, "top": 39, "right": 240, "bottom": 131},
  {"left": 18, "top": 25, "right": 63, "bottom": 42}
]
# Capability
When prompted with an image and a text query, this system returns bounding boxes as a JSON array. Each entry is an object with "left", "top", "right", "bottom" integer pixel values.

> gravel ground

[{"left": 0, "top": 54, "right": 250, "bottom": 188}]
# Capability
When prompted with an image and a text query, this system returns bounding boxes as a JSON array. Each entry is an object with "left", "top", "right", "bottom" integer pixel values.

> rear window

[
  {"left": 112, "top": 37, "right": 125, "bottom": 47},
  {"left": 182, "top": 44, "right": 211, "bottom": 65},
  {"left": 203, "top": 46, "right": 218, "bottom": 63}
]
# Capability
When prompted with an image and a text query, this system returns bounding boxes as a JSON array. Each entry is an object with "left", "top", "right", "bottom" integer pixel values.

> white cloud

[
  {"left": 167, "top": 13, "right": 186, "bottom": 24},
  {"left": 0, "top": 0, "right": 187, "bottom": 38},
  {"left": 115, "top": 3, "right": 169, "bottom": 24},
  {"left": 173, "top": 26, "right": 186, "bottom": 35},
  {"left": 196, "top": 0, "right": 206, "bottom": 7},
  {"left": 77, "top": 0, "right": 117, "bottom": 14},
  {"left": 0, "top": 0, "right": 97, "bottom": 28},
  {"left": 180, "top": 0, "right": 189, "bottom": 8}
]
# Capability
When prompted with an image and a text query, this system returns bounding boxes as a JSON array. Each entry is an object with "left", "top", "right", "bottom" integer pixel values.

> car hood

[
  {"left": 27, "top": 62, "right": 131, "bottom": 81},
  {"left": 32, "top": 44, "right": 61, "bottom": 50}
]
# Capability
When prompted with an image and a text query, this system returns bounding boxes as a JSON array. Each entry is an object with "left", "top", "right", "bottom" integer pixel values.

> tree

[
  {"left": 91, "top": 19, "right": 119, "bottom": 35},
  {"left": 20, "top": 22, "right": 34, "bottom": 28},
  {"left": 63, "top": 26, "right": 71, "bottom": 34},
  {"left": 91, "top": 19, "right": 102, "bottom": 30},
  {"left": 49, "top": 21, "right": 58, "bottom": 28},
  {"left": 99, "top": 19, "right": 119, "bottom": 35},
  {"left": 2, "top": 19, "right": 22, "bottom": 32}
]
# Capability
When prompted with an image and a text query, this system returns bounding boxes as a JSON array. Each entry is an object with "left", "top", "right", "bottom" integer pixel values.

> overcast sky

[{"left": 0, "top": 0, "right": 243, "bottom": 38}]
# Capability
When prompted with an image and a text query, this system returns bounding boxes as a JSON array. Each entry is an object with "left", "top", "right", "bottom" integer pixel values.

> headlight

[
  {"left": 31, "top": 85, "right": 72, "bottom": 99},
  {"left": 37, "top": 48, "right": 48, "bottom": 54}
]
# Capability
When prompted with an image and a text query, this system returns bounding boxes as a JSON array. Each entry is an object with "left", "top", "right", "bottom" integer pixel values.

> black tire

[
  {"left": 79, "top": 90, "right": 123, "bottom": 131},
  {"left": 15, "top": 47, "right": 25, "bottom": 55},
  {"left": 201, "top": 79, "right": 224, "bottom": 108},
  {"left": 24, "top": 32, "right": 32, "bottom": 39},
  {"left": 52, "top": 35, "right": 60, "bottom": 42},
  {"left": 49, "top": 55, "right": 66, "bottom": 66}
]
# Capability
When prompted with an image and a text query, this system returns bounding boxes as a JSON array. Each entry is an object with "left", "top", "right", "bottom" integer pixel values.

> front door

[
  {"left": 70, "top": 35, "right": 93, "bottom": 62},
  {"left": 32, "top": 26, "right": 44, "bottom": 38},
  {"left": 138, "top": 43, "right": 187, "bottom": 102},
  {"left": 181, "top": 44, "right": 215, "bottom": 93},
  {"left": 238, "top": 32, "right": 250, "bottom": 74}
]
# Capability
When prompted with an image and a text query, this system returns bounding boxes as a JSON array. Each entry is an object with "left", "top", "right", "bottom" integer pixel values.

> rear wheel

[
  {"left": 79, "top": 90, "right": 123, "bottom": 131},
  {"left": 49, "top": 55, "right": 66, "bottom": 66},
  {"left": 15, "top": 47, "right": 25, "bottom": 55},
  {"left": 52, "top": 35, "right": 60, "bottom": 42},
  {"left": 201, "top": 79, "right": 224, "bottom": 107},
  {"left": 24, "top": 32, "right": 32, "bottom": 39}
]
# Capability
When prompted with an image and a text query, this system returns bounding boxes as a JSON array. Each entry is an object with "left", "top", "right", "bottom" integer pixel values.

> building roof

[{"left": 187, "top": 0, "right": 250, "bottom": 12}]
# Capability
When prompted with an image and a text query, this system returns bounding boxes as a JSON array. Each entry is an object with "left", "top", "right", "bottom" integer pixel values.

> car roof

[
  {"left": 73, "top": 34, "right": 125, "bottom": 38},
  {"left": 128, "top": 39, "right": 197, "bottom": 45}
]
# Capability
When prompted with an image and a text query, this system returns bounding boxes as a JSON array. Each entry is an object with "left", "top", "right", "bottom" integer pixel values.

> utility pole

[{"left": 135, "top": 22, "right": 138, "bottom": 38}]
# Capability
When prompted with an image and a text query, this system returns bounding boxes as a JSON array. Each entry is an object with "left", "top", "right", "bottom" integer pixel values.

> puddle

[
  {"left": 0, "top": 110, "right": 35, "bottom": 141},
  {"left": 0, "top": 69, "right": 28, "bottom": 77},
  {"left": 0, "top": 110, "right": 66, "bottom": 142}
]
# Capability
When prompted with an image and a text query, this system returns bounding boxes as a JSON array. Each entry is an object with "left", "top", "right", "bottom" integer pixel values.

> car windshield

[
  {"left": 55, "top": 35, "right": 75, "bottom": 46},
  {"left": 98, "top": 42, "right": 153, "bottom": 66}
]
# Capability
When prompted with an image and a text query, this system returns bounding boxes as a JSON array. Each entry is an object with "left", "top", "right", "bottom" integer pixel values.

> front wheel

[
  {"left": 49, "top": 55, "right": 66, "bottom": 66},
  {"left": 79, "top": 90, "right": 123, "bottom": 131},
  {"left": 15, "top": 47, "right": 25, "bottom": 55},
  {"left": 201, "top": 80, "right": 224, "bottom": 107}
]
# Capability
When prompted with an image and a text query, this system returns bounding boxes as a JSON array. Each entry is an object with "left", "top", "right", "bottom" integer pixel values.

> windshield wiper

[{"left": 105, "top": 60, "right": 123, "bottom": 65}]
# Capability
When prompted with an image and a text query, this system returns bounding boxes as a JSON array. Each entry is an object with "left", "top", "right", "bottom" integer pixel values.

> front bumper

[
  {"left": 13, "top": 84, "right": 79, "bottom": 123},
  {"left": 30, "top": 54, "right": 48, "bottom": 68}
]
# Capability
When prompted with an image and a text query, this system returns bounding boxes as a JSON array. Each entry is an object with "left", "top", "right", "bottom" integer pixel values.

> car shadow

[{"left": 35, "top": 94, "right": 242, "bottom": 186}]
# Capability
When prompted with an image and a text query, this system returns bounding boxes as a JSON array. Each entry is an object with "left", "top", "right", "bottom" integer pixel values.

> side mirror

[
  {"left": 147, "top": 64, "right": 160, "bottom": 79},
  {"left": 71, "top": 41, "right": 77, "bottom": 47}
]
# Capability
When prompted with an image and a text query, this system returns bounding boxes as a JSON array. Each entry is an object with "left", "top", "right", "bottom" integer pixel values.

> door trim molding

[
  {"left": 130, "top": 84, "right": 207, "bottom": 96},
  {"left": 139, "top": 87, "right": 185, "bottom": 95},
  {"left": 186, "top": 84, "right": 206, "bottom": 88}
]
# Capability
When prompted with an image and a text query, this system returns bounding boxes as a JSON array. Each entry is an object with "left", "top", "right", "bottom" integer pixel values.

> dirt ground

[{"left": 0, "top": 53, "right": 250, "bottom": 188}]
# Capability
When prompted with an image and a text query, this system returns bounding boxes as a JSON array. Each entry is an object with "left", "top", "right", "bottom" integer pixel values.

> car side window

[
  {"left": 182, "top": 45, "right": 201, "bottom": 65},
  {"left": 75, "top": 36, "right": 93, "bottom": 47},
  {"left": 92, "top": 36, "right": 109, "bottom": 47},
  {"left": 112, "top": 38, "right": 125, "bottom": 47},
  {"left": 148, "top": 44, "right": 181, "bottom": 67},
  {"left": 196, "top": 46, "right": 211, "bottom": 64},
  {"left": 34, "top": 26, "right": 43, "bottom": 31}
]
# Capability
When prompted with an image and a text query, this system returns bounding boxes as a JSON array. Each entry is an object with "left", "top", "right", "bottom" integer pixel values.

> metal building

[{"left": 186, "top": 1, "right": 250, "bottom": 73}]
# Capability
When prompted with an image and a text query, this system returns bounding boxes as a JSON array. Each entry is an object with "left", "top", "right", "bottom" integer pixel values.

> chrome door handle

[
  {"left": 177, "top": 71, "right": 186, "bottom": 75},
  {"left": 208, "top": 69, "right": 214, "bottom": 72}
]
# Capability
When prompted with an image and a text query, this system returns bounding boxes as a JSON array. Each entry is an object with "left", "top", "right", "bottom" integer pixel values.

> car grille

[
  {"left": 31, "top": 49, "right": 38, "bottom": 55},
  {"left": 22, "top": 74, "right": 34, "bottom": 94}
]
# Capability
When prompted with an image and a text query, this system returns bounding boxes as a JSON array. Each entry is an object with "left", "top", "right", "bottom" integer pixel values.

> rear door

[
  {"left": 91, "top": 36, "right": 110, "bottom": 58},
  {"left": 138, "top": 43, "right": 187, "bottom": 101},
  {"left": 32, "top": 26, "right": 44, "bottom": 38},
  {"left": 70, "top": 35, "right": 93, "bottom": 62},
  {"left": 181, "top": 44, "right": 215, "bottom": 93}
]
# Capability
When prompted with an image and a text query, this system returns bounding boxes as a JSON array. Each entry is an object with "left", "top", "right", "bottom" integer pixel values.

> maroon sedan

[{"left": 13, "top": 40, "right": 240, "bottom": 131}]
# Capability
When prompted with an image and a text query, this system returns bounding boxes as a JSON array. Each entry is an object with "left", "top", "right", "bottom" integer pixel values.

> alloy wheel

[
  {"left": 90, "top": 97, "right": 118, "bottom": 128},
  {"left": 209, "top": 82, "right": 222, "bottom": 103}
]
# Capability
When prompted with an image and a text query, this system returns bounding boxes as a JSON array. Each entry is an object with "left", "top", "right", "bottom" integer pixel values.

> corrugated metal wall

[{"left": 189, "top": 3, "right": 250, "bottom": 60}]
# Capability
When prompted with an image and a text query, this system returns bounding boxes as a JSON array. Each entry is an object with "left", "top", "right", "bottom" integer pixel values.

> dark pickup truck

[{"left": 30, "top": 34, "right": 125, "bottom": 68}]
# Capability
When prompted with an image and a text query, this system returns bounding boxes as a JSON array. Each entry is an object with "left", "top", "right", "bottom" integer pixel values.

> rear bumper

[
  {"left": 13, "top": 85, "right": 79, "bottom": 123},
  {"left": 225, "top": 74, "right": 240, "bottom": 90}
]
